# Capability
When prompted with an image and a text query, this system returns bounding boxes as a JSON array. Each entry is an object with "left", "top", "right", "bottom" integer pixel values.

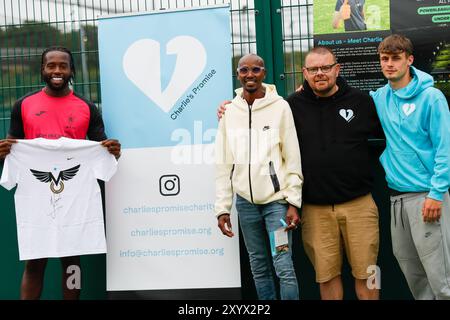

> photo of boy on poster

[
  {"left": 333, "top": 0, "right": 367, "bottom": 32},
  {"left": 314, "top": 0, "right": 390, "bottom": 35}
]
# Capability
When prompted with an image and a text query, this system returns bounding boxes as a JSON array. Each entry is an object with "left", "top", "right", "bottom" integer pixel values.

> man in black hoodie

[{"left": 286, "top": 46, "right": 382, "bottom": 299}]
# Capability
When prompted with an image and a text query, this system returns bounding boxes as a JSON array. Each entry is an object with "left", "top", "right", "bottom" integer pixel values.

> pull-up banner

[{"left": 98, "top": 5, "right": 240, "bottom": 292}]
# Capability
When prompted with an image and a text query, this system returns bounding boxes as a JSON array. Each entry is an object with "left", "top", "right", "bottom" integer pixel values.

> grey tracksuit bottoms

[{"left": 390, "top": 192, "right": 450, "bottom": 300}]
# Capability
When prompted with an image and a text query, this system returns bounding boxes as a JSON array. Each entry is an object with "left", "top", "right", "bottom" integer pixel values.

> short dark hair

[
  {"left": 378, "top": 34, "right": 414, "bottom": 56},
  {"left": 41, "top": 46, "right": 76, "bottom": 82},
  {"left": 305, "top": 46, "right": 337, "bottom": 64},
  {"left": 238, "top": 53, "right": 265, "bottom": 67}
]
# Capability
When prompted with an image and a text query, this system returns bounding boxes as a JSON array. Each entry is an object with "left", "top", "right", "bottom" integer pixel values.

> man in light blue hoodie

[{"left": 371, "top": 34, "right": 450, "bottom": 299}]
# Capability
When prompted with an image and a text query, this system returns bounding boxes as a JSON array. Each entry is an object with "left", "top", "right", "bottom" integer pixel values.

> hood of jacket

[
  {"left": 232, "top": 83, "right": 284, "bottom": 110},
  {"left": 393, "top": 66, "right": 434, "bottom": 99}
]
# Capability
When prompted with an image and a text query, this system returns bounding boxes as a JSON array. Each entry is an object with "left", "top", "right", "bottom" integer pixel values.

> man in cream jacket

[{"left": 215, "top": 54, "right": 303, "bottom": 300}]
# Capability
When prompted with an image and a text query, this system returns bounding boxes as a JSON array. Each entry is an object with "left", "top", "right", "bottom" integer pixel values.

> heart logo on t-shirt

[
  {"left": 402, "top": 103, "right": 416, "bottom": 116},
  {"left": 339, "top": 109, "right": 354, "bottom": 122}
]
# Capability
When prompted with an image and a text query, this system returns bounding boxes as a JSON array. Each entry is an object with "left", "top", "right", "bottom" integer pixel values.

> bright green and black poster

[{"left": 313, "top": 0, "right": 450, "bottom": 101}]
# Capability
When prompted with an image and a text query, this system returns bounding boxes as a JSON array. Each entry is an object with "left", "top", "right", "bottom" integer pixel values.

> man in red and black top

[{"left": 0, "top": 47, "right": 121, "bottom": 300}]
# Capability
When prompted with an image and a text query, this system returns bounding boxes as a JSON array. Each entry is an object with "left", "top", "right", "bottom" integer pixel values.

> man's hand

[
  {"left": 218, "top": 213, "right": 234, "bottom": 237},
  {"left": 217, "top": 100, "right": 231, "bottom": 120},
  {"left": 340, "top": 0, "right": 351, "bottom": 20},
  {"left": 284, "top": 205, "right": 300, "bottom": 231},
  {"left": 422, "top": 198, "right": 442, "bottom": 223},
  {"left": 295, "top": 85, "right": 304, "bottom": 93},
  {"left": 101, "top": 139, "right": 121, "bottom": 159},
  {"left": 0, "top": 139, "right": 17, "bottom": 159}
]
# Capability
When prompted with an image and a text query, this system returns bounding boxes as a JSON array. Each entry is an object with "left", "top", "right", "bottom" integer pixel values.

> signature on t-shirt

[{"left": 49, "top": 194, "right": 64, "bottom": 219}]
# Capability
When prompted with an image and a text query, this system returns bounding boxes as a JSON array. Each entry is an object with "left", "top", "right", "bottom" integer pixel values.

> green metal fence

[
  {"left": 0, "top": 0, "right": 313, "bottom": 138},
  {"left": 280, "top": 0, "right": 313, "bottom": 95}
]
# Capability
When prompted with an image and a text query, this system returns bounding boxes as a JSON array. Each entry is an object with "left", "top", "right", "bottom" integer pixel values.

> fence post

[{"left": 254, "top": 0, "right": 285, "bottom": 97}]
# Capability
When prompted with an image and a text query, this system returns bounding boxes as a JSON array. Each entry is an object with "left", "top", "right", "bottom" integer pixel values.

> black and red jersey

[{"left": 8, "top": 89, "right": 106, "bottom": 141}]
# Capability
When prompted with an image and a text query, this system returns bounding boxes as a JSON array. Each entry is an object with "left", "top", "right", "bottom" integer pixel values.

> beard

[
  {"left": 315, "top": 84, "right": 335, "bottom": 95},
  {"left": 42, "top": 73, "right": 71, "bottom": 91},
  {"left": 310, "top": 76, "right": 336, "bottom": 96}
]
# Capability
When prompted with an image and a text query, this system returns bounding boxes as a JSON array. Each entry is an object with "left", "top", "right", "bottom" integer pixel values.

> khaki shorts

[{"left": 301, "top": 193, "right": 379, "bottom": 283}]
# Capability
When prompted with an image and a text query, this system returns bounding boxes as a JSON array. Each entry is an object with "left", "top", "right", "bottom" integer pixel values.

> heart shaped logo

[
  {"left": 123, "top": 36, "right": 207, "bottom": 113},
  {"left": 402, "top": 103, "right": 416, "bottom": 116},
  {"left": 339, "top": 109, "right": 354, "bottom": 122}
]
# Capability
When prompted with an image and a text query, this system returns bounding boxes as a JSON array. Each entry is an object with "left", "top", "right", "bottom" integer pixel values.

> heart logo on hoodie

[
  {"left": 339, "top": 109, "right": 354, "bottom": 122},
  {"left": 123, "top": 36, "right": 207, "bottom": 113},
  {"left": 402, "top": 103, "right": 416, "bottom": 116}
]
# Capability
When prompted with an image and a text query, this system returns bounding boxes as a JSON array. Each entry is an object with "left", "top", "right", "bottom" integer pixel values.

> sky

[{"left": 0, "top": 0, "right": 253, "bottom": 26}]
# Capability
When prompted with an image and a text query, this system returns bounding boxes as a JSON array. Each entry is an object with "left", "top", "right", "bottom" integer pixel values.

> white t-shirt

[{"left": 0, "top": 137, "right": 118, "bottom": 260}]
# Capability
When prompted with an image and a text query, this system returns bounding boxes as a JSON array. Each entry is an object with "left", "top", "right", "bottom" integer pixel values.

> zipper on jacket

[
  {"left": 230, "top": 164, "right": 235, "bottom": 180},
  {"left": 269, "top": 161, "right": 280, "bottom": 193},
  {"left": 230, "top": 164, "right": 235, "bottom": 193},
  {"left": 248, "top": 104, "right": 254, "bottom": 203}
]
